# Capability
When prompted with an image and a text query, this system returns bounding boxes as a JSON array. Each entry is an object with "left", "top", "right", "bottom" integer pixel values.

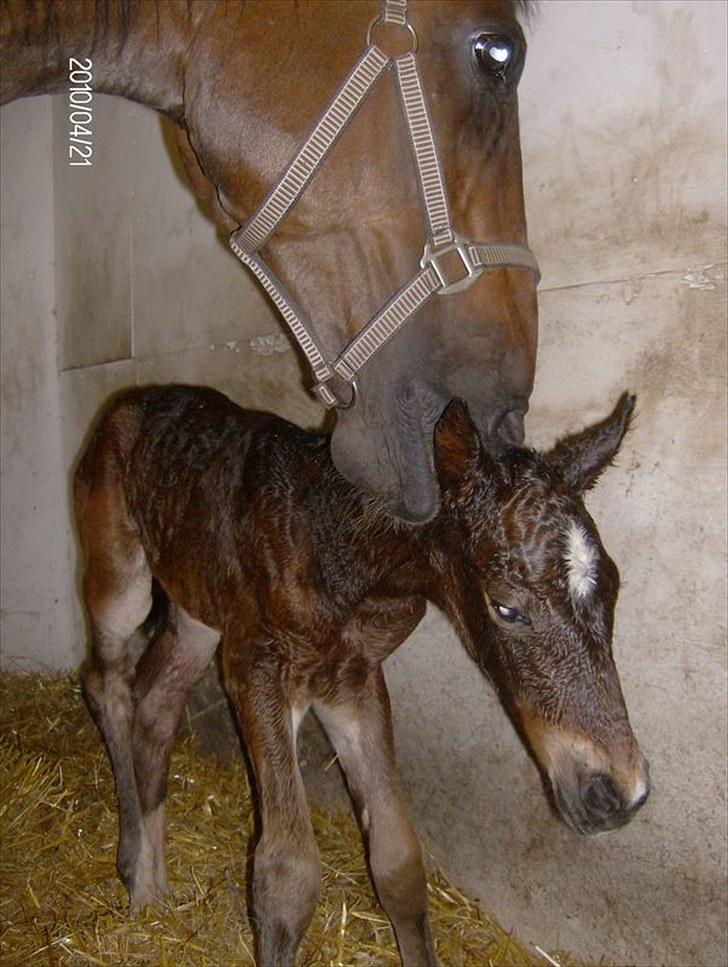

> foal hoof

[
  {"left": 129, "top": 888, "right": 155, "bottom": 916},
  {"left": 129, "top": 881, "right": 169, "bottom": 915}
]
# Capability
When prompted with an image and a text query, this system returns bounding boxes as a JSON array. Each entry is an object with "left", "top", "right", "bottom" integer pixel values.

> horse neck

[{"left": 0, "top": 0, "right": 207, "bottom": 118}]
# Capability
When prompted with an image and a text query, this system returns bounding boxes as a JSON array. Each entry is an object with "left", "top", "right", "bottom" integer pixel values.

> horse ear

[
  {"left": 546, "top": 393, "right": 636, "bottom": 492},
  {"left": 434, "top": 398, "right": 484, "bottom": 495}
]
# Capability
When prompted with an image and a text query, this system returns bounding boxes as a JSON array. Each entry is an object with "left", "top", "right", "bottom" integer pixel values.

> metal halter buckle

[
  {"left": 421, "top": 237, "right": 484, "bottom": 295},
  {"left": 312, "top": 375, "right": 358, "bottom": 410}
]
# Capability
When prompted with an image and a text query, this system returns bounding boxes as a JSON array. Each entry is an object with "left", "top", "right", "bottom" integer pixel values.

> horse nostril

[{"left": 582, "top": 772, "right": 624, "bottom": 821}]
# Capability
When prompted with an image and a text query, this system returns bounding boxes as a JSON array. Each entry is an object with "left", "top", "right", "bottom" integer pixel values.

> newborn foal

[{"left": 75, "top": 386, "right": 648, "bottom": 966}]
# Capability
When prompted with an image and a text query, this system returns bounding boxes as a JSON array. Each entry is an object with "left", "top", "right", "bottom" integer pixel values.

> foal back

[{"left": 76, "top": 385, "right": 321, "bottom": 626}]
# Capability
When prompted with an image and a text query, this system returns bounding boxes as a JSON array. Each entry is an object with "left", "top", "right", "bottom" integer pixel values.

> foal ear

[
  {"left": 434, "top": 398, "right": 484, "bottom": 494},
  {"left": 546, "top": 393, "right": 636, "bottom": 493}
]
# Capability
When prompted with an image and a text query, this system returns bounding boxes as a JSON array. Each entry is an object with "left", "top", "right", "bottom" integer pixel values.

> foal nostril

[
  {"left": 582, "top": 772, "right": 624, "bottom": 821},
  {"left": 630, "top": 780, "right": 650, "bottom": 813}
]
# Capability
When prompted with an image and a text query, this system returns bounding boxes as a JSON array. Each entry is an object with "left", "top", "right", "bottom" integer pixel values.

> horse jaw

[
  {"left": 329, "top": 379, "right": 439, "bottom": 521},
  {"left": 330, "top": 377, "right": 528, "bottom": 523}
]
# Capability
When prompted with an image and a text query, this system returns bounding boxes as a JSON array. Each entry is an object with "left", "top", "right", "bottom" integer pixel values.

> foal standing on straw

[{"left": 75, "top": 385, "right": 649, "bottom": 966}]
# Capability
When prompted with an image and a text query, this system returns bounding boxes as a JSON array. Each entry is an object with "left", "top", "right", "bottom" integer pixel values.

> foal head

[{"left": 434, "top": 394, "right": 650, "bottom": 834}]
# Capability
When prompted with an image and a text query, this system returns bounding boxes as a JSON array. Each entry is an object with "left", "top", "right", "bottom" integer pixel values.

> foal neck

[{"left": 0, "top": 0, "right": 206, "bottom": 117}]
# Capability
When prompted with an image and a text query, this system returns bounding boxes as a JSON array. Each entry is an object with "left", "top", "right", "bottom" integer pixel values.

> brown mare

[
  {"left": 1, "top": 0, "right": 538, "bottom": 521},
  {"left": 75, "top": 385, "right": 649, "bottom": 966}
]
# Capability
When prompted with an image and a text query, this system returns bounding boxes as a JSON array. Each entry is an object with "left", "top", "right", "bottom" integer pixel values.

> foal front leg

[
  {"left": 315, "top": 668, "right": 439, "bottom": 967},
  {"left": 223, "top": 647, "right": 321, "bottom": 966}
]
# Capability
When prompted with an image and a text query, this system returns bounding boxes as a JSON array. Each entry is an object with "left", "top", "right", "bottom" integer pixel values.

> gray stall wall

[{"left": 1, "top": 2, "right": 726, "bottom": 966}]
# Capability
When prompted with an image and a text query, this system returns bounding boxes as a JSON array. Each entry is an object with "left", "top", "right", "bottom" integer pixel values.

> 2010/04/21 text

[{"left": 68, "top": 58, "right": 93, "bottom": 166}]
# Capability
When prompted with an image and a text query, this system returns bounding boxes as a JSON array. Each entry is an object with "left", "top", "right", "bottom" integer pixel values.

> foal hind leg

[
  {"left": 315, "top": 667, "right": 439, "bottom": 967},
  {"left": 81, "top": 545, "right": 154, "bottom": 912},
  {"left": 132, "top": 604, "right": 220, "bottom": 897}
]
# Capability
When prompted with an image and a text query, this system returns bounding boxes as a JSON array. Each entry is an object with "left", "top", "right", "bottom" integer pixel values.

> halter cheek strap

[{"left": 229, "top": 0, "right": 540, "bottom": 409}]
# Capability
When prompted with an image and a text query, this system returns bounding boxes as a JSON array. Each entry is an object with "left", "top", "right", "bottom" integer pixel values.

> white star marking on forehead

[{"left": 566, "top": 520, "right": 599, "bottom": 601}]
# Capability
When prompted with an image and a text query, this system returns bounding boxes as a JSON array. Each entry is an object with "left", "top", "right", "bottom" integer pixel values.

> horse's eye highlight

[
  {"left": 473, "top": 34, "right": 515, "bottom": 80},
  {"left": 492, "top": 602, "right": 530, "bottom": 625}
]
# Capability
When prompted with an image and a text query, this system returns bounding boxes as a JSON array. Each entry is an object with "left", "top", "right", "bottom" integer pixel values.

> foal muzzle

[{"left": 554, "top": 767, "right": 651, "bottom": 835}]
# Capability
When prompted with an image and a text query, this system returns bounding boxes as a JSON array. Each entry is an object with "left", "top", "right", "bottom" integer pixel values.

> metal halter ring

[{"left": 366, "top": 17, "right": 418, "bottom": 55}]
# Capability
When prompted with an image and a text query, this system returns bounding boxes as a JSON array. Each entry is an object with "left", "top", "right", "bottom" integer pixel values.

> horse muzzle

[{"left": 553, "top": 763, "right": 651, "bottom": 835}]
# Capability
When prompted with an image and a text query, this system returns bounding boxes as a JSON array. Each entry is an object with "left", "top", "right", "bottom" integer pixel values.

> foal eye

[
  {"left": 473, "top": 34, "right": 517, "bottom": 82},
  {"left": 492, "top": 601, "right": 530, "bottom": 625}
]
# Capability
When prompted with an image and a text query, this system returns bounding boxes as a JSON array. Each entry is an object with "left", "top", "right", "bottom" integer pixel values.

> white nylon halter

[{"left": 230, "top": 0, "right": 540, "bottom": 409}]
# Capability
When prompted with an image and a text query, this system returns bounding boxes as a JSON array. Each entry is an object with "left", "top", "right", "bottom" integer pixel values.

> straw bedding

[{"left": 0, "top": 672, "right": 588, "bottom": 966}]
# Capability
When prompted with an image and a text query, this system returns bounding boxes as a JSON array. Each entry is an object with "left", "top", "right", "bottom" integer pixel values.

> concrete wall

[
  {"left": 0, "top": 98, "right": 72, "bottom": 670},
  {"left": 1, "top": 3, "right": 725, "bottom": 965}
]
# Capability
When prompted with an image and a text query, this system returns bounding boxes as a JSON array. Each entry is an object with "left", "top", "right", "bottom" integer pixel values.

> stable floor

[{"left": 0, "top": 672, "right": 589, "bottom": 967}]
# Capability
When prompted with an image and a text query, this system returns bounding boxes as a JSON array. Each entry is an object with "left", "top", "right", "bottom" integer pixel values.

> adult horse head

[
  {"left": 1, "top": 0, "right": 538, "bottom": 521},
  {"left": 185, "top": 0, "right": 538, "bottom": 520}
]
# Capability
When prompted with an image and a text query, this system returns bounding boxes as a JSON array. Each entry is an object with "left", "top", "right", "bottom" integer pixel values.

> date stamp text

[{"left": 68, "top": 58, "right": 93, "bottom": 166}]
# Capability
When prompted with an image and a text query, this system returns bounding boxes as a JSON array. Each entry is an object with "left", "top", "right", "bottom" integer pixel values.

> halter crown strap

[
  {"left": 229, "top": 0, "right": 539, "bottom": 409},
  {"left": 382, "top": 0, "right": 408, "bottom": 26}
]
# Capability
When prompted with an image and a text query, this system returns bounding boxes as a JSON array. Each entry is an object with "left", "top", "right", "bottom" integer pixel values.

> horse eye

[
  {"left": 492, "top": 601, "right": 530, "bottom": 625},
  {"left": 473, "top": 34, "right": 516, "bottom": 80}
]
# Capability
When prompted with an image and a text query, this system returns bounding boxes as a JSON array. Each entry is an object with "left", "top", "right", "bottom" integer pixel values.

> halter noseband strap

[{"left": 229, "top": 0, "right": 540, "bottom": 409}]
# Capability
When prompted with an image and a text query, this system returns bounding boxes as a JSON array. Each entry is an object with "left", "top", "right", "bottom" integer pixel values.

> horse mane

[
  {"left": 0, "top": 0, "right": 197, "bottom": 57},
  {"left": 3, "top": 1, "right": 535, "bottom": 60}
]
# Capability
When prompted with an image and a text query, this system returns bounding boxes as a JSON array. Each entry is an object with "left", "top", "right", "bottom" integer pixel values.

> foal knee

[
  {"left": 253, "top": 832, "right": 321, "bottom": 963},
  {"left": 370, "top": 821, "right": 427, "bottom": 921}
]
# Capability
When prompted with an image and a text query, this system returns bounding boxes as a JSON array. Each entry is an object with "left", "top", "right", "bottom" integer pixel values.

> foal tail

[{"left": 142, "top": 580, "right": 171, "bottom": 641}]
